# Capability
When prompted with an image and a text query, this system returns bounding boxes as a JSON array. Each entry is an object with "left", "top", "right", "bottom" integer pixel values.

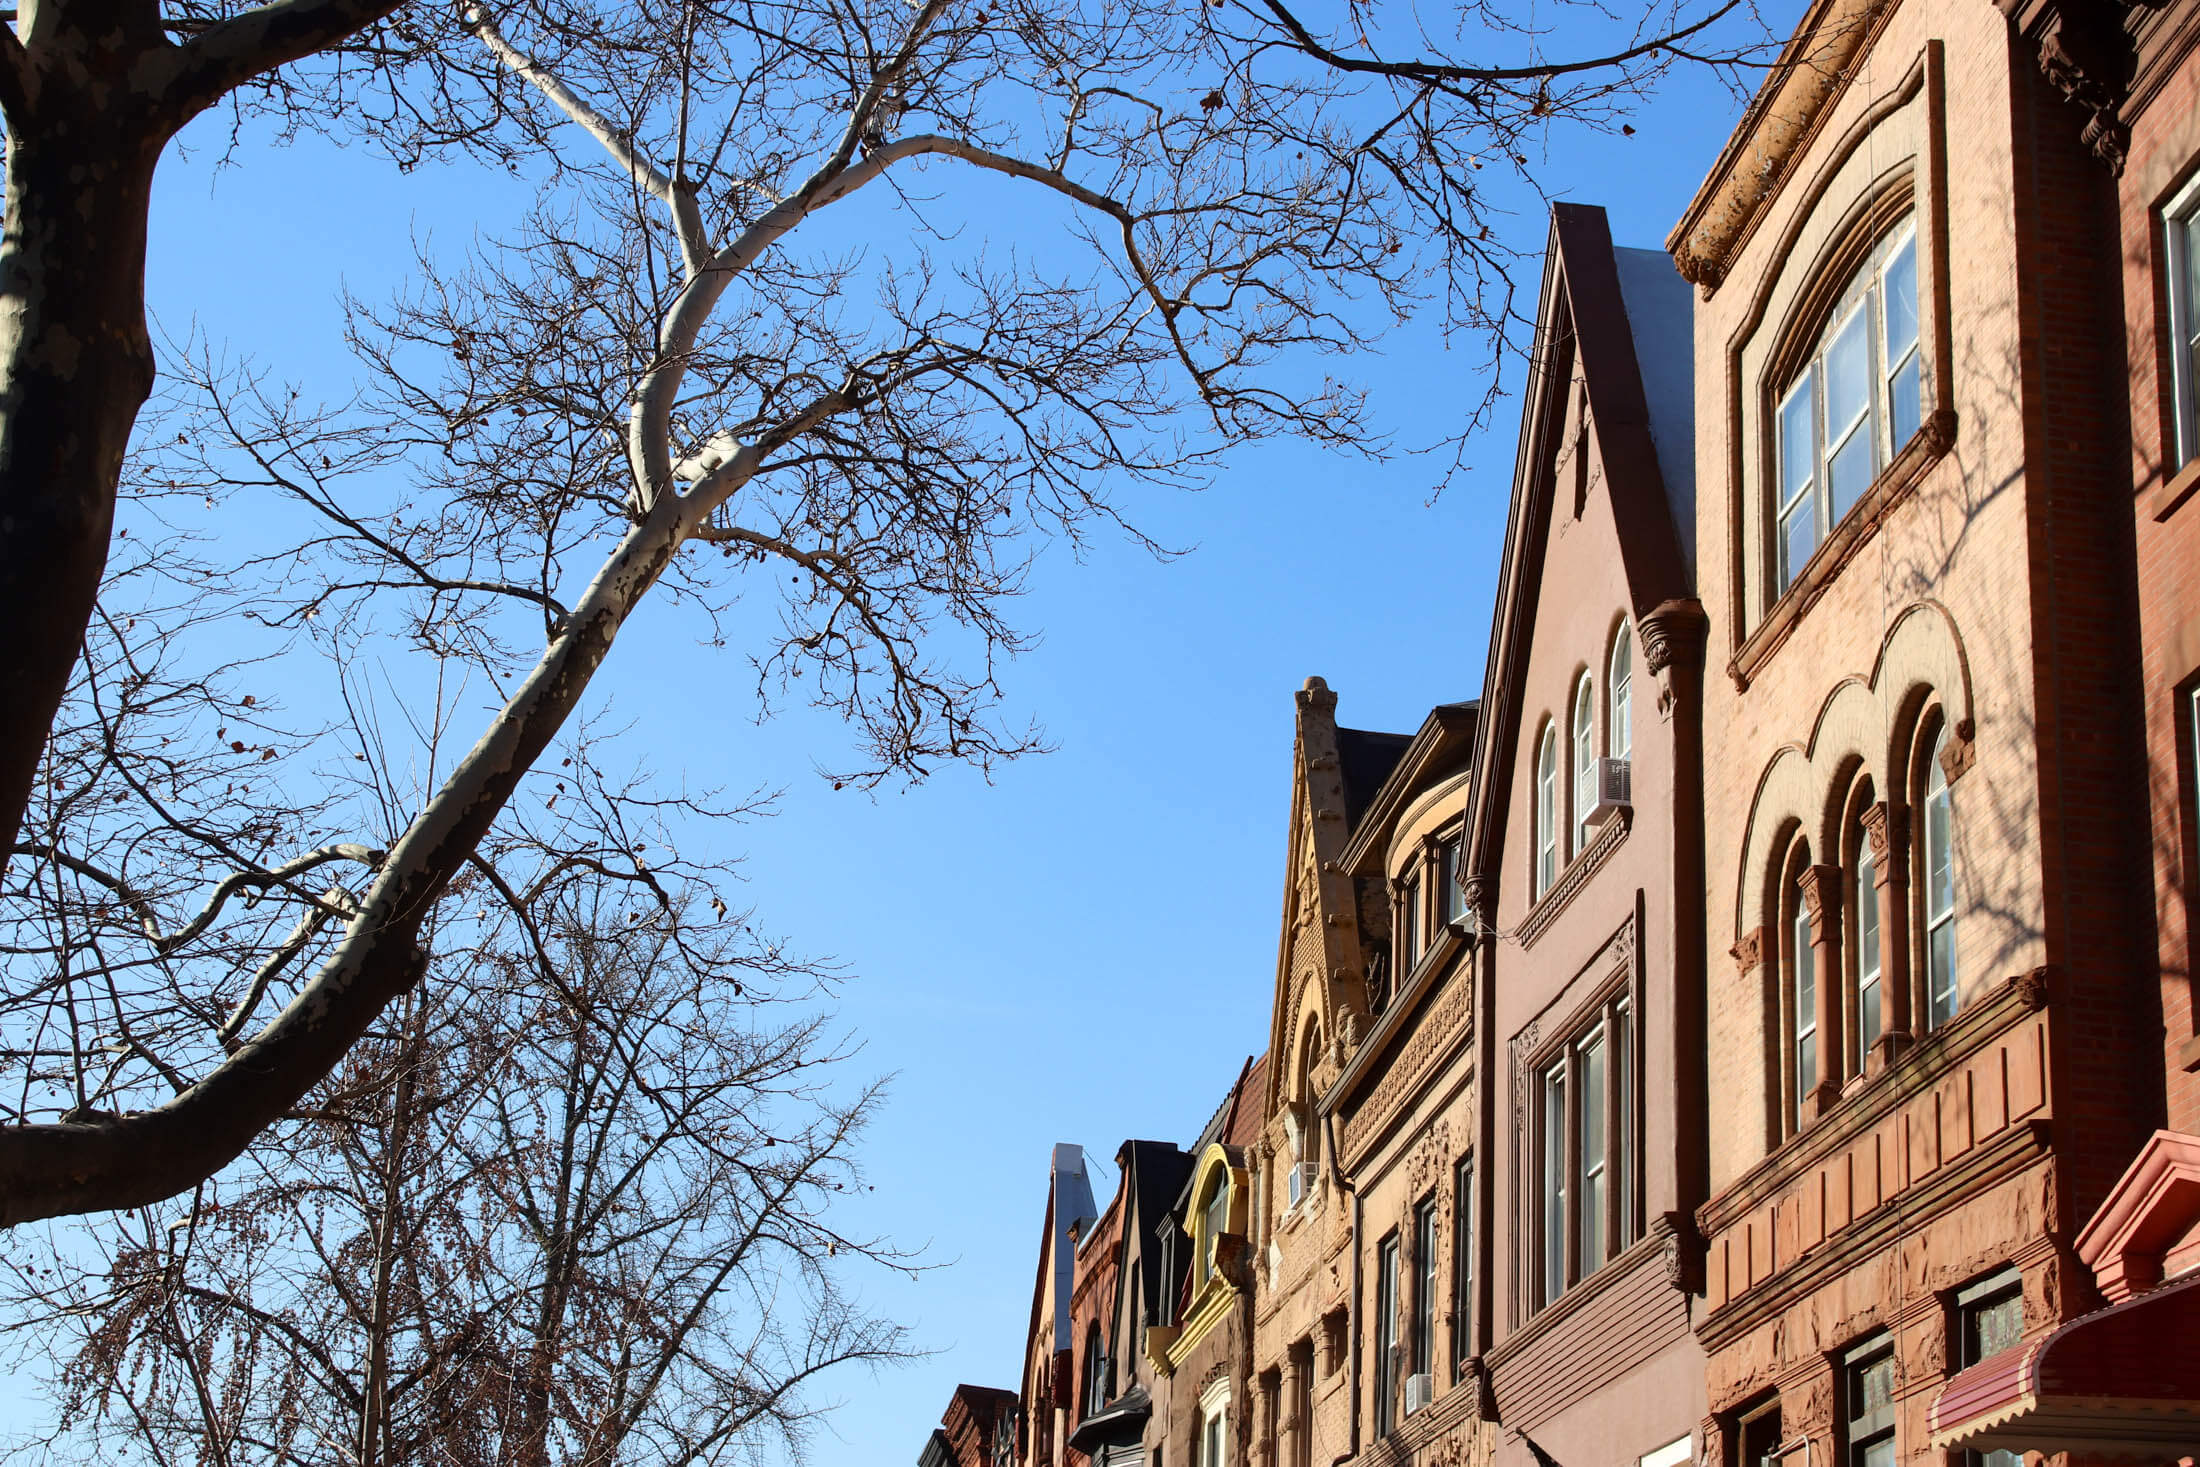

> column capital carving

[
  {"left": 1639, "top": 597, "right": 1710, "bottom": 675},
  {"left": 1796, "top": 863, "right": 1843, "bottom": 924},
  {"left": 1860, "top": 801, "right": 1907, "bottom": 867}
]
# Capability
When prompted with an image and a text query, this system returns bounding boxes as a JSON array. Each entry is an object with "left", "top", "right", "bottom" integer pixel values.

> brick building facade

[{"left": 918, "top": 2, "right": 2200, "bottom": 1464}]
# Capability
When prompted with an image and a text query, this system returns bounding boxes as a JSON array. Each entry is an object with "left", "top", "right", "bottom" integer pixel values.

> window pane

[
  {"left": 1612, "top": 999, "right": 1632, "bottom": 1248},
  {"left": 1780, "top": 493, "right": 1818, "bottom": 592},
  {"left": 1780, "top": 374, "right": 1815, "bottom": 506},
  {"left": 1828, "top": 417, "right": 1874, "bottom": 522},
  {"left": 1414, "top": 1202, "right": 1437, "bottom": 1379},
  {"left": 1542, "top": 1067, "right": 1566, "bottom": 1302},
  {"left": 1573, "top": 678, "right": 1595, "bottom": 852},
  {"left": 1888, "top": 350, "right": 1921, "bottom": 451},
  {"left": 1883, "top": 234, "right": 1919, "bottom": 359},
  {"left": 1825, "top": 304, "right": 1872, "bottom": 444},
  {"left": 1578, "top": 1033, "right": 1607, "bottom": 1271},
  {"left": 1441, "top": 838, "right": 1467, "bottom": 926},
  {"left": 1398, "top": 875, "right": 1420, "bottom": 977},
  {"left": 1926, "top": 740, "right": 1957, "bottom": 1028},
  {"left": 1452, "top": 1157, "right": 1473, "bottom": 1373},
  {"left": 1537, "top": 731, "right": 1557, "bottom": 896},
  {"left": 1794, "top": 902, "right": 1817, "bottom": 1110},
  {"left": 1856, "top": 841, "right": 1880, "bottom": 1065},
  {"left": 1610, "top": 632, "right": 1632, "bottom": 760}
]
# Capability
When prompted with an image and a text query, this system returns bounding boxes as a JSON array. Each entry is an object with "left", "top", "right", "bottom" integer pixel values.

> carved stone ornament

[
  {"left": 1639, "top": 597, "right": 1710, "bottom": 675},
  {"left": 1655, "top": 1209, "right": 1709, "bottom": 1295},
  {"left": 1941, "top": 716, "right": 1980, "bottom": 784},
  {"left": 2008, "top": 965, "right": 2051, "bottom": 1012},
  {"left": 1796, "top": 864, "right": 1842, "bottom": 925},
  {"left": 1730, "top": 926, "right": 1766, "bottom": 975},
  {"left": 1860, "top": 802, "right": 1906, "bottom": 867},
  {"left": 2032, "top": 5, "right": 2135, "bottom": 175},
  {"left": 1462, "top": 874, "right": 1495, "bottom": 928}
]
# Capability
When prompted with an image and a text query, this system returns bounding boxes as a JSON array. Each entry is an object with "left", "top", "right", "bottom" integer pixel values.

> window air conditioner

[
  {"left": 1404, "top": 1373, "right": 1435, "bottom": 1415},
  {"left": 1586, "top": 757, "right": 1632, "bottom": 827},
  {"left": 1287, "top": 1162, "right": 1318, "bottom": 1208}
]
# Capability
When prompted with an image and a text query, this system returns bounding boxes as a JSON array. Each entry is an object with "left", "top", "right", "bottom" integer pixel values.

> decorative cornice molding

[
  {"left": 1667, "top": 0, "right": 1896, "bottom": 291},
  {"left": 1338, "top": 966, "right": 1473, "bottom": 1164}
]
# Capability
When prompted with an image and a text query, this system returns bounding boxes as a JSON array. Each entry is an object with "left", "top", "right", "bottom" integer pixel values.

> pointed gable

[
  {"left": 1463, "top": 203, "right": 1698, "bottom": 896},
  {"left": 1263, "top": 677, "right": 1411, "bottom": 1124}
]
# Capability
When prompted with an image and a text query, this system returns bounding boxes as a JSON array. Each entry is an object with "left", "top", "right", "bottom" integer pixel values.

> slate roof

[{"left": 1336, "top": 726, "right": 1415, "bottom": 830}]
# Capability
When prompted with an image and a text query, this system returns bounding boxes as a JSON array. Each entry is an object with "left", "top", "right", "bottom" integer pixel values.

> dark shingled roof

[{"left": 1336, "top": 726, "right": 1415, "bottom": 832}]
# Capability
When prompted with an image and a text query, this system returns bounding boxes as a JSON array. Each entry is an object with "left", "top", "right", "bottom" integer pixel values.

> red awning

[{"left": 1928, "top": 1271, "right": 2200, "bottom": 1457}]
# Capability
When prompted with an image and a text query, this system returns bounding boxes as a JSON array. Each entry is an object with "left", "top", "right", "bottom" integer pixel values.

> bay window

[
  {"left": 1775, "top": 220, "right": 1922, "bottom": 594},
  {"left": 1534, "top": 990, "right": 1635, "bottom": 1306}
]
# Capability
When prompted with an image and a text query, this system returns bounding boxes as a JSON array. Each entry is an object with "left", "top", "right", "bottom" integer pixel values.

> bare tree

[
  {"left": 0, "top": 0, "right": 1773, "bottom": 1227},
  {"left": 7, "top": 814, "right": 910, "bottom": 1467}
]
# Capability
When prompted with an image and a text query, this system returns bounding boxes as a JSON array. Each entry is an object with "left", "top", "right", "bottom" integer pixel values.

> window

[
  {"left": 1922, "top": 724, "right": 1957, "bottom": 1030},
  {"left": 1732, "top": 1397, "right": 1783, "bottom": 1467},
  {"left": 1396, "top": 868, "right": 1422, "bottom": 979},
  {"left": 1440, "top": 832, "right": 1470, "bottom": 930},
  {"left": 1289, "top": 1341, "right": 1314, "bottom": 1467},
  {"left": 1410, "top": 1196, "right": 1437, "bottom": 1396},
  {"left": 1083, "top": 1322, "right": 1108, "bottom": 1418},
  {"left": 1374, "top": 1234, "right": 1400, "bottom": 1436},
  {"left": 1957, "top": 1270, "right": 2024, "bottom": 1467},
  {"left": 1535, "top": 991, "right": 1635, "bottom": 1305},
  {"left": 1609, "top": 624, "right": 1633, "bottom": 761},
  {"left": 1450, "top": 1154, "right": 1473, "bottom": 1378},
  {"left": 1536, "top": 724, "right": 1559, "bottom": 898},
  {"left": 1775, "top": 220, "right": 1922, "bottom": 594},
  {"left": 1843, "top": 1338, "right": 1896, "bottom": 1467},
  {"left": 1198, "top": 1381, "right": 1231, "bottom": 1467},
  {"left": 2165, "top": 173, "right": 2200, "bottom": 469},
  {"left": 1201, "top": 1175, "right": 1230, "bottom": 1283},
  {"left": 1851, "top": 808, "right": 1881, "bottom": 1079},
  {"left": 1572, "top": 673, "right": 1596, "bottom": 854},
  {"left": 1793, "top": 893, "right": 1817, "bottom": 1118},
  {"left": 1259, "top": 1370, "right": 1280, "bottom": 1467}
]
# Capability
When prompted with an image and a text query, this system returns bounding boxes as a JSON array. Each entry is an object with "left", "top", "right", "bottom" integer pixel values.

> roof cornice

[
  {"left": 1336, "top": 704, "right": 1478, "bottom": 872},
  {"left": 1666, "top": 0, "right": 1896, "bottom": 292}
]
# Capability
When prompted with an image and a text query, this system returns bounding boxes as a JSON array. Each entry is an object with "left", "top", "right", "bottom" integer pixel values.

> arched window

[
  {"left": 1571, "top": 674, "right": 1596, "bottom": 854},
  {"left": 1535, "top": 723, "right": 1558, "bottom": 898},
  {"left": 1608, "top": 623, "right": 1632, "bottom": 761},
  {"left": 1921, "top": 724, "right": 1957, "bottom": 1029},
  {"left": 1850, "top": 792, "right": 1882, "bottom": 1080},
  {"left": 1774, "top": 218, "right": 1922, "bottom": 594},
  {"left": 1793, "top": 882, "right": 1817, "bottom": 1122}
]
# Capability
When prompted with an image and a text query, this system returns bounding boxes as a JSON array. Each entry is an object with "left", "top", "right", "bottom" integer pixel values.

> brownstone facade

[{"left": 921, "top": 4, "right": 2200, "bottom": 1465}]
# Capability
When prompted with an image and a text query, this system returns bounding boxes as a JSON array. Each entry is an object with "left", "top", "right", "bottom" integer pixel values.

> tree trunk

[{"left": 0, "top": 25, "right": 168, "bottom": 868}]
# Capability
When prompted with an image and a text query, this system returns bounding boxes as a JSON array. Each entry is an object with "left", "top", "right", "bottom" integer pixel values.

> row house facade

[{"left": 919, "top": 0, "right": 2200, "bottom": 1463}]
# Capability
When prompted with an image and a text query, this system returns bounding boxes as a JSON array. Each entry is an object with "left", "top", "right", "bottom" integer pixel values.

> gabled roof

[
  {"left": 1462, "top": 202, "right": 1696, "bottom": 898},
  {"left": 1338, "top": 700, "right": 1480, "bottom": 873},
  {"left": 1337, "top": 726, "right": 1416, "bottom": 833},
  {"left": 1114, "top": 1138, "right": 1195, "bottom": 1325}
]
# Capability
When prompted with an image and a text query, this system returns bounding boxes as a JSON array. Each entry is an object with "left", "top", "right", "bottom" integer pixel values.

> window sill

[
  {"left": 2151, "top": 456, "right": 2200, "bottom": 523},
  {"left": 1517, "top": 806, "right": 1631, "bottom": 950},
  {"left": 1729, "top": 408, "right": 1957, "bottom": 692}
]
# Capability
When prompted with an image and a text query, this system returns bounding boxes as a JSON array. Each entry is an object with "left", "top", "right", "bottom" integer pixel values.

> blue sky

[{"left": 22, "top": 27, "right": 1770, "bottom": 1466}]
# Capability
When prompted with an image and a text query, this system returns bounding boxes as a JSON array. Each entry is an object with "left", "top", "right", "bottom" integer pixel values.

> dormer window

[
  {"left": 1775, "top": 219, "right": 1922, "bottom": 594},
  {"left": 1396, "top": 868, "right": 1422, "bottom": 978}
]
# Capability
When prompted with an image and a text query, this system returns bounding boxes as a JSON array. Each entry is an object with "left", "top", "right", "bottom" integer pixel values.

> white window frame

[
  {"left": 1571, "top": 673, "right": 1596, "bottom": 855},
  {"left": 1535, "top": 724, "right": 1558, "bottom": 898},
  {"left": 1922, "top": 727, "right": 1957, "bottom": 1030},
  {"left": 1609, "top": 622, "right": 1633, "bottom": 762},
  {"left": 1853, "top": 829, "right": 1881, "bottom": 1078},
  {"left": 1774, "top": 219, "right": 1922, "bottom": 595},
  {"left": 2164, "top": 172, "right": 2200, "bottom": 469},
  {"left": 1199, "top": 1378, "right": 1232, "bottom": 1467},
  {"left": 1792, "top": 895, "right": 1817, "bottom": 1120}
]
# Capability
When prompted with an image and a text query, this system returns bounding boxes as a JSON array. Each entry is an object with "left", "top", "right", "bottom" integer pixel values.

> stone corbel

[
  {"left": 1640, "top": 597, "right": 1710, "bottom": 716},
  {"left": 2029, "top": 4, "right": 2136, "bottom": 175},
  {"left": 1654, "top": 1208, "right": 1709, "bottom": 1296}
]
